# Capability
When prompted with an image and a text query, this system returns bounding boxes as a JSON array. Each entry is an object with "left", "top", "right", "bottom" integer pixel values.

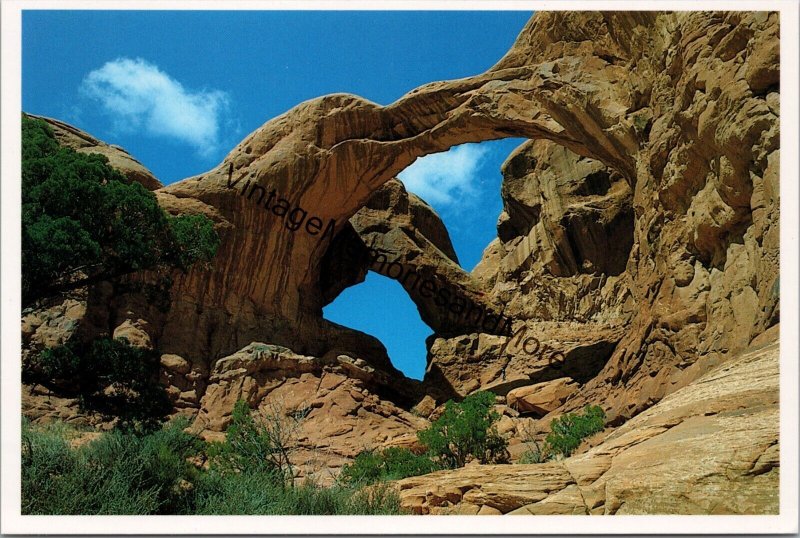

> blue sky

[{"left": 23, "top": 10, "right": 532, "bottom": 379}]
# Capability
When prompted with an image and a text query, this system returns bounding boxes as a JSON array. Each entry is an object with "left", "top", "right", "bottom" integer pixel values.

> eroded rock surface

[
  {"left": 399, "top": 334, "right": 779, "bottom": 515},
  {"left": 428, "top": 11, "right": 779, "bottom": 426},
  {"left": 189, "top": 343, "right": 428, "bottom": 481},
  {"left": 55, "top": 13, "right": 776, "bottom": 430}
]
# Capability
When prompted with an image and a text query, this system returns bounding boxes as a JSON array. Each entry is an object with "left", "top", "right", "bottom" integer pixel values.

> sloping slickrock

[
  {"left": 398, "top": 332, "right": 779, "bottom": 515},
  {"left": 400, "top": 463, "right": 578, "bottom": 515},
  {"left": 29, "top": 114, "right": 162, "bottom": 190}
]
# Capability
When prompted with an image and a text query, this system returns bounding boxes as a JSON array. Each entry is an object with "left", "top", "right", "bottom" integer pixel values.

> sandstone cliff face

[
  {"left": 426, "top": 11, "right": 779, "bottom": 423},
  {"left": 22, "top": 10, "right": 780, "bottom": 513},
  {"left": 100, "top": 12, "right": 665, "bottom": 373}
]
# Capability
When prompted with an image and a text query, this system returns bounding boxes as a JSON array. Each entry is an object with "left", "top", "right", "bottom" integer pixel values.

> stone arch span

[{"left": 116, "top": 12, "right": 655, "bottom": 374}]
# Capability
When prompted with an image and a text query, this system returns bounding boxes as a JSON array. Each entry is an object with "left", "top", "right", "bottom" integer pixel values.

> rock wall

[{"left": 426, "top": 11, "right": 779, "bottom": 424}]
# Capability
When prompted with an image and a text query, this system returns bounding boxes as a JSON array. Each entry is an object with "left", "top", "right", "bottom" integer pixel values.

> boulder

[{"left": 507, "top": 377, "right": 579, "bottom": 415}]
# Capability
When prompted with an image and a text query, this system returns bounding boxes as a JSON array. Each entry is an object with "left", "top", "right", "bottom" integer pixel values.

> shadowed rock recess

[{"left": 22, "top": 11, "right": 779, "bottom": 513}]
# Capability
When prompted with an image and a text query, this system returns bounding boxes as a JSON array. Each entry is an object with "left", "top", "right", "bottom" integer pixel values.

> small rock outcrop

[
  {"left": 190, "top": 343, "right": 428, "bottom": 481},
  {"left": 30, "top": 114, "right": 162, "bottom": 190}
]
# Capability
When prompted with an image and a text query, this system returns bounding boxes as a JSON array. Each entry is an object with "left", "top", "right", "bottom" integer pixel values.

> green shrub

[
  {"left": 22, "top": 418, "right": 201, "bottom": 514},
  {"left": 417, "top": 391, "right": 509, "bottom": 468},
  {"left": 192, "top": 472, "right": 404, "bottom": 515},
  {"left": 21, "top": 114, "right": 219, "bottom": 307},
  {"left": 544, "top": 405, "right": 605, "bottom": 458},
  {"left": 340, "top": 447, "right": 442, "bottom": 485},
  {"left": 24, "top": 337, "right": 171, "bottom": 428},
  {"left": 196, "top": 401, "right": 405, "bottom": 514},
  {"left": 22, "top": 415, "right": 406, "bottom": 515},
  {"left": 207, "top": 399, "right": 300, "bottom": 482}
]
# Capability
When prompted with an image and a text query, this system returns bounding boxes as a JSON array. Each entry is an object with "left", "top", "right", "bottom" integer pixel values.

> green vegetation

[
  {"left": 545, "top": 404, "right": 605, "bottom": 458},
  {"left": 340, "top": 447, "right": 443, "bottom": 485},
  {"left": 23, "top": 337, "right": 171, "bottom": 429},
  {"left": 21, "top": 113, "right": 221, "bottom": 428},
  {"left": 22, "top": 403, "right": 405, "bottom": 515},
  {"left": 341, "top": 391, "right": 509, "bottom": 486},
  {"left": 22, "top": 418, "right": 202, "bottom": 514},
  {"left": 518, "top": 440, "right": 546, "bottom": 464},
  {"left": 21, "top": 114, "right": 219, "bottom": 307},
  {"left": 192, "top": 471, "right": 402, "bottom": 515},
  {"left": 519, "top": 405, "right": 606, "bottom": 463},
  {"left": 206, "top": 399, "right": 299, "bottom": 481},
  {"left": 418, "top": 391, "right": 508, "bottom": 468}
]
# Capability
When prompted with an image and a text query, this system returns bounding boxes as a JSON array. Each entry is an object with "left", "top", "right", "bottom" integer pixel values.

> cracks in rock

[
  {"left": 561, "top": 463, "right": 594, "bottom": 514},
  {"left": 746, "top": 439, "right": 779, "bottom": 477}
]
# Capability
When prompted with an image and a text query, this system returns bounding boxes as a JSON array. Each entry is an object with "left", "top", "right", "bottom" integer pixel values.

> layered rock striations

[{"left": 399, "top": 332, "right": 779, "bottom": 514}]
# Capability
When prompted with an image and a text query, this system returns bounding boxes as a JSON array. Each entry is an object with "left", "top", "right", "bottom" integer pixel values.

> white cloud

[
  {"left": 81, "top": 58, "right": 228, "bottom": 156},
  {"left": 398, "top": 144, "right": 489, "bottom": 206}
]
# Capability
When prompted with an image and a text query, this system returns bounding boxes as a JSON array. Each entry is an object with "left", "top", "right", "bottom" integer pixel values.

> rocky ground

[
  {"left": 399, "top": 327, "right": 779, "bottom": 514},
  {"left": 22, "top": 10, "right": 780, "bottom": 513}
]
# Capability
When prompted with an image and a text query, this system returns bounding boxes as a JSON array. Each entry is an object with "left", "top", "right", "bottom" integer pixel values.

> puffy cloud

[
  {"left": 81, "top": 58, "right": 228, "bottom": 156},
  {"left": 398, "top": 143, "right": 489, "bottom": 206}
]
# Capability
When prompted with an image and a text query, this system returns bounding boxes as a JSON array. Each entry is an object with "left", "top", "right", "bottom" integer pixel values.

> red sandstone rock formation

[{"left": 22, "top": 11, "right": 780, "bottom": 512}]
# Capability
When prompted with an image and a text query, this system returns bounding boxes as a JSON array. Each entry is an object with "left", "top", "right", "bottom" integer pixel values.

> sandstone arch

[
  {"left": 93, "top": 10, "right": 779, "bottom": 427},
  {"left": 121, "top": 12, "right": 651, "bottom": 369}
]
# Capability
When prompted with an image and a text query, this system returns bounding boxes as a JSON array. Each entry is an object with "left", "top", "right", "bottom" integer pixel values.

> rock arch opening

[
  {"left": 320, "top": 139, "right": 527, "bottom": 379},
  {"left": 323, "top": 271, "right": 434, "bottom": 380},
  {"left": 316, "top": 134, "right": 635, "bottom": 401},
  {"left": 143, "top": 15, "right": 645, "bottom": 369}
]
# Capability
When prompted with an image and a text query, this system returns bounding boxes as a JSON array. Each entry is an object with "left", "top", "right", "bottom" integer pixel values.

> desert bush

[
  {"left": 544, "top": 405, "right": 605, "bottom": 458},
  {"left": 192, "top": 472, "right": 404, "bottom": 515},
  {"left": 518, "top": 440, "right": 546, "bottom": 464},
  {"left": 417, "top": 391, "right": 509, "bottom": 468},
  {"left": 22, "top": 418, "right": 201, "bottom": 515},
  {"left": 207, "top": 399, "right": 300, "bottom": 482},
  {"left": 196, "top": 400, "right": 404, "bottom": 514},
  {"left": 340, "top": 446, "right": 442, "bottom": 485},
  {"left": 22, "top": 412, "right": 405, "bottom": 515}
]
